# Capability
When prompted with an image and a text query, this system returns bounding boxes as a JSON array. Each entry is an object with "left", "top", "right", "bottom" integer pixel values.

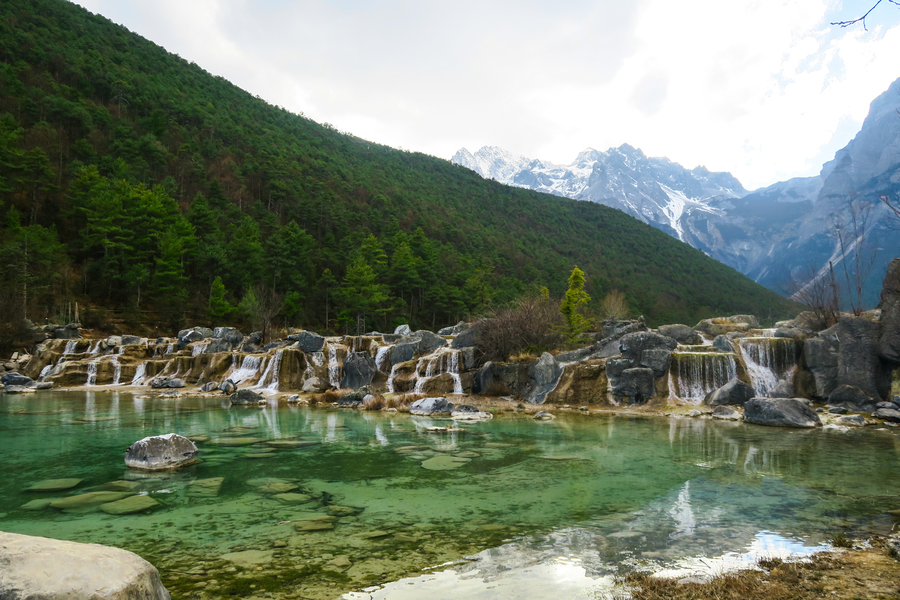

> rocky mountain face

[{"left": 453, "top": 77, "right": 900, "bottom": 308}]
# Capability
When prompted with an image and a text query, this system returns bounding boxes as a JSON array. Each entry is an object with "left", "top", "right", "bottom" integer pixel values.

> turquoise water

[{"left": 1, "top": 391, "right": 899, "bottom": 599}]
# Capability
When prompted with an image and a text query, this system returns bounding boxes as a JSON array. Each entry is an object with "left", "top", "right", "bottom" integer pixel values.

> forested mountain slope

[{"left": 0, "top": 0, "right": 797, "bottom": 343}]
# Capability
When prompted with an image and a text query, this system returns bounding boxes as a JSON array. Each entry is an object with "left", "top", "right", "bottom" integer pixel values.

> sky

[{"left": 72, "top": 0, "right": 900, "bottom": 190}]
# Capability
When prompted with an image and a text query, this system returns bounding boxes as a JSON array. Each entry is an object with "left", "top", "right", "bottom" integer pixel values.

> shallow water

[{"left": 1, "top": 391, "right": 898, "bottom": 599}]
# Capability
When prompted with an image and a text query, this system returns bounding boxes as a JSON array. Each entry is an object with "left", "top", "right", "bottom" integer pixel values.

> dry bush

[
  {"left": 600, "top": 289, "right": 629, "bottom": 320},
  {"left": 384, "top": 393, "right": 422, "bottom": 412},
  {"left": 475, "top": 295, "right": 563, "bottom": 363},
  {"left": 312, "top": 390, "right": 340, "bottom": 405},
  {"left": 362, "top": 394, "right": 386, "bottom": 411}
]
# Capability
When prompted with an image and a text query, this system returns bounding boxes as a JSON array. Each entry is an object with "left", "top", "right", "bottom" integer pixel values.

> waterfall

[
  {"left": 90, "top": 340, "right": 102, "bottom": 355},
  {"left": 131, "top": 362, "right": 147, "bottom": 386},
  {"left": 229, "top": 355, "right": 262, "bottom": 384},
  {"left": 86, "top": 360, "right": 98, "bottom": 386},
  {"left": 38, "top": 365, "right": 52, "bottom": 380},
  {"left": 413, "top": 348, "right": 463, "bottom": 395},
  {"left": 326, "top": 344, "right": 342, "bottom": 388},
  {"left": 166, "top": 343, "right": 174, "bottom": 355},
  {"left": 256, "top": 349, "right": 284, "bottom": 391},
  {"left": 191, "top": 342, "right": 208, "bottom": 356},
  {"left": 668, "top": 352, "right": 738, "bottom": 403},
  {"left": 63, "top": 340, "right": 77, "bottom": 355},
  {"left": 375, "top": 346, "right": 390, "bottom": 372},
  {"left": 386, "top": 363, "right": 400, "bottom": 394},
  {"left": 737, "top": 337, "right": 798, "bottom": 398},
  {"left": 111, "top": 356, "right": 122, "bottom": 385}
]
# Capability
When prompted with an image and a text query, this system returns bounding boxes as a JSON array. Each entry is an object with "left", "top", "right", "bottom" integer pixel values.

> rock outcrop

[
  {"left": 0, "top": 532, "right": 171, "bottom": 600},
  {"left": 410, "top": 397, "right": 454, "bottom": 415},
  {"left": 230, "top": 389, "right": 264, "bottom": 405},
  {"left": 606, "top": 332, "right": 676, "bottom": 403},
  {"left": 124, "top": 433, "right": 198, "bottom": 470},
  {"left": 743, "top": 398, "right": 821, "bottom": 428},
  {"left": 879, "top": 258, "right": 900, "bottom": 364},
  {"left": 704, "top": 378, "right": 754, "bottom": 406}
]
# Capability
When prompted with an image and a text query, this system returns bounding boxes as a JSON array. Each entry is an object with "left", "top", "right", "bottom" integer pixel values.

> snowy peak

[{"left": 451, "top": 146, "right": 534, "bottom": 183}]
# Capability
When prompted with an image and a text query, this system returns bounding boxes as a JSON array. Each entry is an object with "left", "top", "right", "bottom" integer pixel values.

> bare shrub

[
  {"left": 475, "top": 295, "right": 563, "bottom": 363},
  {"left": 362, "top": 394, "right": 386, "bottom": 411},
  {"left": 600, "top": 289, "right": 629, "bottom": 320},
  {"left": 313, "top": 390, "right": 340, "bottom": 405},
  {"left": 784, "top": 263, "right": 840, "bottom": 328}
]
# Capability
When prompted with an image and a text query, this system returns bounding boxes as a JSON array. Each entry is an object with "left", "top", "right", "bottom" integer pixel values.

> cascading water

[
  {"left": 668, "top": 352, "right": 738, "bottom": 403},
  {"left": 229, "top": 355, "right": 262, "bottom": 384},
  {"left": 38, "top": 365, "right": 51, "bottom": 379},
  {"left": 256, "top": 349, "right": 284, "bottom": 391},
  {"left": 131, "top": 362, "right": 147, "bottom": 386},
  {"left": 386, "top": 363, "right": 400, "bottom": 394},
  {"left": 326, "top": 344, "right": 342, "bottom": 388},
  {"left": 375, "top": 346, "right": 390, "bottom": 372},
  {"left": 90, "top": 340, "right": 102, "bottom": 355},
  {"left": 85, "top": 360, "right": 98, "bottom": 386},
  {"left": 737, "top": 337, "right": 799, "bottom": 398},
  {"left": 63, "top": 340, "right": 78, "bottom": 355},
  {"left": 166, "top": 343, "right": 175, "bottom": 355},
  {"left": 191, "top": 342, "right": 208, "bottom": 356},
  {"left": 413, "top": 348, "right": 464, "bottom": 395},
  {"left": 111, "top": 357, "right": 122, "bottom": 385}
]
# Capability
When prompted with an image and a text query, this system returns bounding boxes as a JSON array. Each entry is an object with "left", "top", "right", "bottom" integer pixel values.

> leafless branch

[
  {"left": 831, "top": 0, "right": 900, "bottom": 30},
  {"left": 881, "top": 192, "right": 900, "bottom": 226}
]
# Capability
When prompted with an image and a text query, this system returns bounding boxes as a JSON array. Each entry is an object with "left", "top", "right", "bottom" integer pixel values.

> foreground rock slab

[
  {"left": 743, "top": 398, "right": 821, "bottom": 428},
  {"left": 124, "top": 433, "right": 198, "bottom": 470},
  {"left": 0, "top": 531, "right": 171, "bottom": 599}
]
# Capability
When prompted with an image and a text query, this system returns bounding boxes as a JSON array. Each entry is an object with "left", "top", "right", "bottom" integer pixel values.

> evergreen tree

[
  {"left": 559, "top": 266, "right": 592, "bottom": 344},
  {"left": 208, "top": 275, "right": 233, "bottom": 322}
]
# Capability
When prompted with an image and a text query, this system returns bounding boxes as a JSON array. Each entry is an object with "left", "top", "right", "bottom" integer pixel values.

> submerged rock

[
  {"left": 834, "top": 414, "right": 866, "bottom": 426},
  {"left": 124, "top": 433, "right": 199, "bottom": 470},
  {"left": 711, "top": 405, "right": 741, "bottom": 420},
  {"left": 49, "top": 491, "right": 133, "bottom": 510},
  {"left": 743, "top": 398, "right": 821, "bottom": 428},
  {"left": 100, "top": 495, "right": 160, "bottom": 515},
  {"left": 24, "top": 478, "right": 83, "bottom": 493},
  {"left": 0, "top": 531, "right": 171, "bottom": 599},
  {"left": 533, "top": 411, "right": 555, "bottom": 420},
  {"left": 451, "top": 404, "right": 492, "bottom": 420}
]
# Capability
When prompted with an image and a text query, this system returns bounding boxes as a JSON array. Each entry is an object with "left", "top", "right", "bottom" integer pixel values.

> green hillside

[{"left": 0, "top": 0, "right": 797, "bottom": 343}]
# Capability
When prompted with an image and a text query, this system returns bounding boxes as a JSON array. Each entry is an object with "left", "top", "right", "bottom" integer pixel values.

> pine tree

[{"left": 559, "top": 266, "right": 592, "bottom": 344}]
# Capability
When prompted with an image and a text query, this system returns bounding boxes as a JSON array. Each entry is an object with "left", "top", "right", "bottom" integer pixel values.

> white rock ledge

[{"left": 0, "top": 531, "right": 171, "bottom": 599}]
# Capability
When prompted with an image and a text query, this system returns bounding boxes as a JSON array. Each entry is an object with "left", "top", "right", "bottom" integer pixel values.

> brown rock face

[
  {"left": 546, "top": 360, "right": 610, "bottom": 405},
  {"left": 879, "top": 258, "right": 900, "bottom": 364}
]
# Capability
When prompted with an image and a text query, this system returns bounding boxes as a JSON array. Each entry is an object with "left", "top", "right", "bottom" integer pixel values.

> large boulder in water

[
  {"left": 410, "top": 397, "right": 455, "bottom": 415},
  {"left": 522, "top": 352, "right": 563, "bottom": 404},
  {"left": 124, "top": 434, "right": 198, "bottom": 470},
  {"left": 657, "top": 324, "right": 702, "bottom": 345},
  {"left": 1, "top": 372, "right": 33, "bottom": 387},
  {"left": 879, "top": 258, "right": 900, "bottom": 364},
  {"left": 743, "top": 398, "right": 820, "bottom": 428},
  {"left": 287, "top": 330, "right": 325, "bottom": 353},
  {"left": 704, "top": 378, "right": 754, "bottom": 406},
  {"left": 0, "top": 531, "right": 171, "bottom": 600},
  {"left": 230, "top": 389, "right": 264, "bottom": 405},
  {"left": 340, "top": 352, "right": 376, "bottom": 390}
]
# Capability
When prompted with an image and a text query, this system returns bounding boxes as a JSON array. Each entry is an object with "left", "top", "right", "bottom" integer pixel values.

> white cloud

[{"left": 72, "top": 0, "right": 900, "bottom": 189}]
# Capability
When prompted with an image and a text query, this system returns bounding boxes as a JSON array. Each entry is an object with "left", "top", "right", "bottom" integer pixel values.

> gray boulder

[
  {"left": 121, "top": 335, "right": 144, "bottom": 346},
  {"left": 472, "top": 361, "right": 495, "bottom": 395},
  {"left": 460, "top": 347, "right": 478, "bottom": 371},
  {"left": 640, "top": 349, "right": 672, "bottom": 377},
  {"left": 52, "top": 323, "right": 82, "bottom": 340},
  {"left": 619, "top": 331, "right": 678, "bottom": 360},
  {"left": 803, "top": 332, "right": 840, "bottom": 398},
  {"left": 711, "top": 405, "right": 741, "bottom": 420},
  {"left": 704, "top": 378, "right": 755, "bottom": 406},
  {"left": 533, "top": 411, "right": 555, "bottom": 420},
  {"left": 0, "top": 532, "right": 171, "bottom": 600},
  {"left": 337, "top": 389, "right": 365, "bottom": 407},
  {"left": 827, "top": 384, "right": 877, "bottom": 412},
  {"left": 302, "top": 377, "right": 328, "bottom": 393},
  {"left": 837, "top": 316, "right": 888, "bottom": 399},
  {"left": 230, "top": 389, "right": 264, "bottom": 405},
  {"left": 873, "top": 407, "right": 900, "bottom": 423},
  {"left": 200, "top": 381, "right": 219, "bottom": 392},
  {"left": 204, "top": 338, "right": 232, "bottom": 354},
  {"left": 149, "top": 377, "right": 170, "bottom": 389},
  {"left": 438, "top": 321, "right": 468, "bottom": 336},
  {"left": 125, "top": 433, "right": 198, "bottom": 470},
  {"left": 893, "top": 395, "right": 900, "bottom": 407},
  {"left": 876, "top": 401, "right": 896, "bottom": 409},
  {"left": 834, "top": 414, "right": 866, "bottom": 426},
  {"left": 774, "top": 327, "right": 804, "bottom": 339},
  {"left": 248, "top": 331, "right": 263, "bottom": 345},
  {"left": 389, "top": 341, "right": 418, "bottom": 366},
  {"left": 768, "top": 379, "right": 794, "bottom": 398},
  {"left": 410, "top": 330, "right": 447, "bottom": 354},
  {"left": 166, "top": 378, "right": 185, "bottom": 389},
  {"left": 287, "top": 330, "right": 325, "bottom": 353},
  {"left": 219, "top": 379, "right": 236, "bottom": 394},
  {"left": 340, "top": 352, "right": 377, "bottom": 390},
  {"left": 410, "top": 397, "right": 455, "bottom": 415},
  {"left": 601, "top": 317, "right": 648, "bottom": 340},
  {"left": 522, "top": 352, "right": 563, "bottom": 404},
  {"left": 1, "top": 372, "right": 33, "bottom": 387},
  {"left": 614, "top": 367, "right": 656, "bottom": 404},
  {"left": 712, "top": 335, "right": 733, "bottom": 353},
  {"left": 743, "top": 398, "right": 821, "bottom": 428},
  {"left": 878, "top": 257, "right": 900, "bottom": 363},
  {"left": 450, "top": 327, "right": 478, "bottom": 349},
  {"left": 393, "top": 324, "right": 412, "bottom": 336},
  {"left": 657, "top": 324, "right": 702, "bottom": 345},
  {"left": 214, "top": 326, "right": 244, "bottom": 347}
]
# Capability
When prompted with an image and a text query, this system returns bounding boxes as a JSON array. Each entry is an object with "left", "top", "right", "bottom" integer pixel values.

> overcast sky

[{"left": 73, "top": 0, "right": 900, "bottom": 190}]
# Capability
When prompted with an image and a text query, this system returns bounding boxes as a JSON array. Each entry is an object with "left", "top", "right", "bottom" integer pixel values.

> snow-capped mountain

[
  {"left": 451, "top": 144, "right": 746, "bottom": 242},
  {"left": 453, "top": 76, "right": 900, "bottom": 307}
]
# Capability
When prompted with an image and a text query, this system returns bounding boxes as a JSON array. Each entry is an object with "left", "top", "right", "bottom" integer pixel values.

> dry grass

[
  {"left": 612, "top": 547, "right": 900, "bottom": 600},
  {"left": 362, "top": 394, "right": 386, "bottom": 411},
  {"left": 382, "top": 393, "right": 422, "bottom": 412},
  {"left": 311, "top": 390, "right": 340, "bottom": 406}
]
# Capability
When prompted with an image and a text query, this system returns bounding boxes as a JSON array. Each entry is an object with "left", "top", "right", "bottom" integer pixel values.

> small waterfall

[
  {"left": 166, "top": 343, "right": 174, "bottom": 355},
  {"left": 386, "top": 363, "right": 400, "bottom": 394},
  {"left": 86, "top": 360, "right": 98, "bottom": 386},
  {"left": 326, "top": 344, "right": 342, "bottom": 388},
  {"left": 63, "top": 340, "right": 78, "bottom": 355},
  {"left": 90, "top": 340, "right": 102, "bottom": 355},
  {"left": 738, "top": 337, "right": 798, "bottom": 397},
  {"left": 668, "top": 352, "right": 738, "bottom": 403},
  {"left": 375, "top": 346, "right": 390, "bottom": 372},
  {"left": 256, "top": 349, "right": 284, "bottom": 391},
  {"left": 111, "top": 356, "right": 122, "bottom": 385},
  {"left": 229, "top": 355, "right": 262, "bottom": 384},
  {"left": 38, "top": 365, "right": 52, "bottom": 379},
  {"left": 131, "top": 362, "right": 147, "bottom": 386},
  {"left": 192, "top": 342, "right": 208, "bottom": 356},
  {"left": 413, "top": 348, "right": 463, "bottom": 395}
]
